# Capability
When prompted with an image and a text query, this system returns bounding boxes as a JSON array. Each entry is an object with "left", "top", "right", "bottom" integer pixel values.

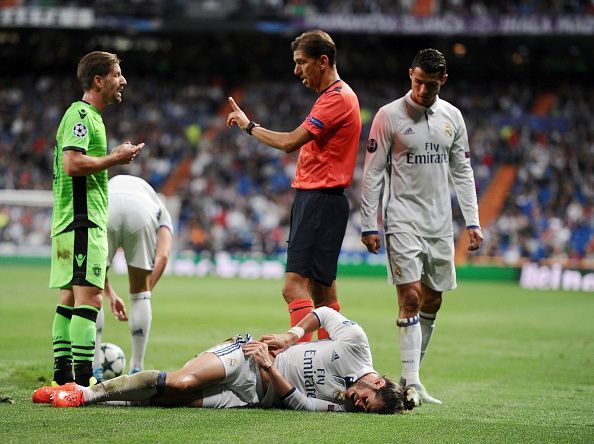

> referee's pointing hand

[{"left": 227, "top": 97, "right": 249, "bottom": 131}]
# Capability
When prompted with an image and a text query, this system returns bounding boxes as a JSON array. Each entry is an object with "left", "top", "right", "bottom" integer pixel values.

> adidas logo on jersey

[
  {"left": 403, "top": 128, "right": 415, "bottom": 135},
  {"left": 331, "top": 351, "right": 340, "bottom": 361}
]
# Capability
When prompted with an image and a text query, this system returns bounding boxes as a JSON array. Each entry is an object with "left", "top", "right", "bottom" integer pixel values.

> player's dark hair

[
  {"left": 291, "top": 30, "right": 336, "bottom": 66},
  {"left": 411, "top": 48, "right": 447, "bottom": 76},
  {"left": 375, "top": 377, "right": 416, "bottom": 414},
  {"left": 77, "top": 51, "right": 121, "bottom": 91}
]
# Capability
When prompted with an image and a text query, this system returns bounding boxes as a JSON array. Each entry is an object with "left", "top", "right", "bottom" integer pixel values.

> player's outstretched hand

[
  {"left": 242, "top": 341, "right": 274, "bottom": 369},
  {"left": 226, "top": 97, "right": 250, "bottom": 130},
  {"left": 112, "top": 141, "right": 145, "bottom": 165}
]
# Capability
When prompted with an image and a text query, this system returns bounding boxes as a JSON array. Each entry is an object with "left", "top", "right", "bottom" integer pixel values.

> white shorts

[
  {"left": 201, "top": 385, "right": 248, "bottom": 409},
  {"left": 385, "top": 232, "right": 456, "bottom": 292},
  {"left": 201, "top": 334, "right": 260, "bottom": 407},
  {"left": 107, "top": 196, "right": 159, "bottom": 270}
]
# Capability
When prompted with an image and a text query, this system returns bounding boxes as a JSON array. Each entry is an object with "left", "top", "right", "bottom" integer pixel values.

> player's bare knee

[
  {"left": 281, "top": 286, "right": 292, "bottom": 303},
  {"left": 400, "top": 301, "right": 420, "bottom": 317},
  {"left": 164, "top": 370, "right": 196, "bottom": 392},
  {"left": 181, "top": 374, "right": 206, "bottom": 392},
  {"left": 399, "top": 289, "right": 421, "bottom": 315},
  {"left": 421, "top": 295, "right": 442, "bottom": 313}
]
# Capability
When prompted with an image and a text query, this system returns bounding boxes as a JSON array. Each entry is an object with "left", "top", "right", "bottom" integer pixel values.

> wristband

[
  {"left": 466, "top": 225, "right": 481, "bottom": 230},
  {"left": 245, "top": 121, "right": 258, "bottom": 135},
  {"left": 262, "top": 363, "right": 274, "bottom": 371},
  {"left": 287, "top": 326, "right": 305, "bottom": 339}
]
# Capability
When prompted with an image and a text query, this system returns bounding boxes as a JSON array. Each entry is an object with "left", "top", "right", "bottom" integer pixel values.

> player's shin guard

[
  {"left": 288, "top": 298, "right": 314, "bottom": 342},
  {"left": 129, "top": 291, "right": 152, "bottom": 372},
  {"left": 84, "top": 370, "right": 161, "bottom": 404},
  {"left": 71, "top": 305, "right": 99, "bottom": 386},
  {"left": 419, "top": 311, "right": 437, "bottom": 363},
  {"left": 317, "top": 302, "right": 341, "bottom": 340},
  {"left": 52, "top": 305, "right": 74, "bottom": 385},
  {"left": 397, "top": 315, "right": 422, "bottom": 387}
]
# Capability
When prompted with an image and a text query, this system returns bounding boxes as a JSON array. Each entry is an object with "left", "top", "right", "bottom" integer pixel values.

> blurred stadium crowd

[
  {"left": 6, "top": 0, "right": 594, "bottom": 17},
  {"left": 1, "top": 1, "right": 593, "bottom": 268},
  {"left": 2, "top": 76, "right": 593, "bottom": 266}
]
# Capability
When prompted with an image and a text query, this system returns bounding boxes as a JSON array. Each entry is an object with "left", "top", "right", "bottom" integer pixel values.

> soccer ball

[{"left": 99, "top": 343, "right": 126, "bottom": 380}]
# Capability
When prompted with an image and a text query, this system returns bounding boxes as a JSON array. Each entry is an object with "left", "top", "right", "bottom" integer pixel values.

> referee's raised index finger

[{"left": 228, "top": 96, "right": 240, "bottom": 111}]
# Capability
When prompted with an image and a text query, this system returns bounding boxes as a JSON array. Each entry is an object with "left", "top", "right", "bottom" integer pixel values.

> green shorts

[{"left": 50, "top": 226, "right": 107, "bottom": 289}]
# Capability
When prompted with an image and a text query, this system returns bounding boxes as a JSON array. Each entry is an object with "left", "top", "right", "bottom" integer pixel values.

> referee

[{"left": 226, "top": 30, "right": 362, "bottom": 341}]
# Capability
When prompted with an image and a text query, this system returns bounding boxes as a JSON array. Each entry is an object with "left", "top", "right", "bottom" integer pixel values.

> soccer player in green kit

[{"left": 47, "top": 51, "right": 144, "bottom": 389}]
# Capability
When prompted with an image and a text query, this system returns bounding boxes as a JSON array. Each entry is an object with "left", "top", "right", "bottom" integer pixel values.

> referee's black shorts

[{"left": 285, "top": 188, "right": 349, "bottom": 286}]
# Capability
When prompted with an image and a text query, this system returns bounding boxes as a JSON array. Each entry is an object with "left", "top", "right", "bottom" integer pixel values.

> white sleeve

[
  {"left": 448, "top": 110, "right": 480, "bottom": 228},
  {"left": 312, "top": 307, "right": 367, "bottom": 345},
  {"left": 282, "top": 387, "right": 345, "bottom": 412},
  {"left": 360, "top": 107, "right": 392, "bottom": 233},
  {"left": 157, "top": 197, "right": 174, "bottom": 234}
]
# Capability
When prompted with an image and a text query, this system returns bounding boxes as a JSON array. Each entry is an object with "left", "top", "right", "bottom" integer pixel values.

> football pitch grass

[{"left": 0, "top": 265, "right": 593, "bottom": 443}]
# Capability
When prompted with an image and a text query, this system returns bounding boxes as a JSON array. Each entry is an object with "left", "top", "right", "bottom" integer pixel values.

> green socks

[
  {"left": 71, "top": 305, "right": 99, "bottom": 386},
  {"left": 52, "top": 305, "right": 74, "bottom": 385}
]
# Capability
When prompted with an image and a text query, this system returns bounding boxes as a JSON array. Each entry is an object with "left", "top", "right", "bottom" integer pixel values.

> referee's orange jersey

[{"left": 292, "top": 80, "right": 362, "bottom": 190}]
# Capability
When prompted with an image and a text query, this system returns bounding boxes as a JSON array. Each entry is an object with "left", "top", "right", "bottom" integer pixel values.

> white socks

[
  {"left": 93, "top": 307, "right": 105, "bottom": 370},
  {"left": 397, "top": 315, "right": 421, "bottom": 386},
  {"left": 129, "top": 291, "right": 152, "bottom": 371},
  {"left": 419, "top": 311, "right": 437, "bottom": 362},
  {"left": 84, "top": 371, "right": 160, "bottom": 404}
]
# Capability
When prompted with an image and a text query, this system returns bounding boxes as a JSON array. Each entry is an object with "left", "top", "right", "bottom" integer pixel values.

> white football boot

[{"left": 417, "top": 383, "right": 442, "bottom": 405}]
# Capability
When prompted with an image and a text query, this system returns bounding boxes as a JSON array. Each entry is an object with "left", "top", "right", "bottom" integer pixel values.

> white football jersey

[
  {"left": 360, "top": 91, "right": 480, "bottom": 237},
  {"left": 108, "top": 175, "right": 173, "bottom": 235},
  {"left": 266, "top": 307, "right": 376, "bottom": 412}
]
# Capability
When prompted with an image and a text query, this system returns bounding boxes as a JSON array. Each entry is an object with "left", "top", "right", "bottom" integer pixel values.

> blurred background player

[
  {"left": 48, "top": 51, "right": 144, "bottom": 388},
  {"left": 226, "top": 30, "right": 362, "bottom": 341},
  {"left": 93, "top": 175, "right": 174, "bottom": 381},
  {"left": 360, "top": 49, "right": 483, "bottom": 404}
]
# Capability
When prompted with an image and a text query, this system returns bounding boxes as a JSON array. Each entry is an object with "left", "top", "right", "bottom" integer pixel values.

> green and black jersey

[{"left": 51, "top": 101, "right": 109, "bottom": 236}]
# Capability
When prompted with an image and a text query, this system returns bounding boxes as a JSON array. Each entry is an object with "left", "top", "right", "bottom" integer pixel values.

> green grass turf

[{"left": 0, "top": 265, "right": 593, "bottom": 443}]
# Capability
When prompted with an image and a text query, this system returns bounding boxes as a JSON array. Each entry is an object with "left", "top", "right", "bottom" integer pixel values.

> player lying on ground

[{"left": 39, "top": 307, "right": 418, "bottom": 413}]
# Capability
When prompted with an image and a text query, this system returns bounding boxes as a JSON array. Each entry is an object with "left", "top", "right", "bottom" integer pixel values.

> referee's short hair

[{"left": 291, "top": 30, "right": 337, "bottom": 66}]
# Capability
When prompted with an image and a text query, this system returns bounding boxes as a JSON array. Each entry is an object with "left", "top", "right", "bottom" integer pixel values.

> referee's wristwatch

[{"left": 245, "top": 121, "right": 259, "bottom": 135}]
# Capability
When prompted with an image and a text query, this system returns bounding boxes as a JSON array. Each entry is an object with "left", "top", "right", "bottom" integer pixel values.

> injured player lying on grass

[{"left": 34, "top": 307, "right": 418, "bottom": 414}]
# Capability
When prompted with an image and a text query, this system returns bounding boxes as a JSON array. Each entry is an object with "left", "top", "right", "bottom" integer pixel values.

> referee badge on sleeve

[{"left": 367, "top": 139, "right": 378, "bottom": 153}]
